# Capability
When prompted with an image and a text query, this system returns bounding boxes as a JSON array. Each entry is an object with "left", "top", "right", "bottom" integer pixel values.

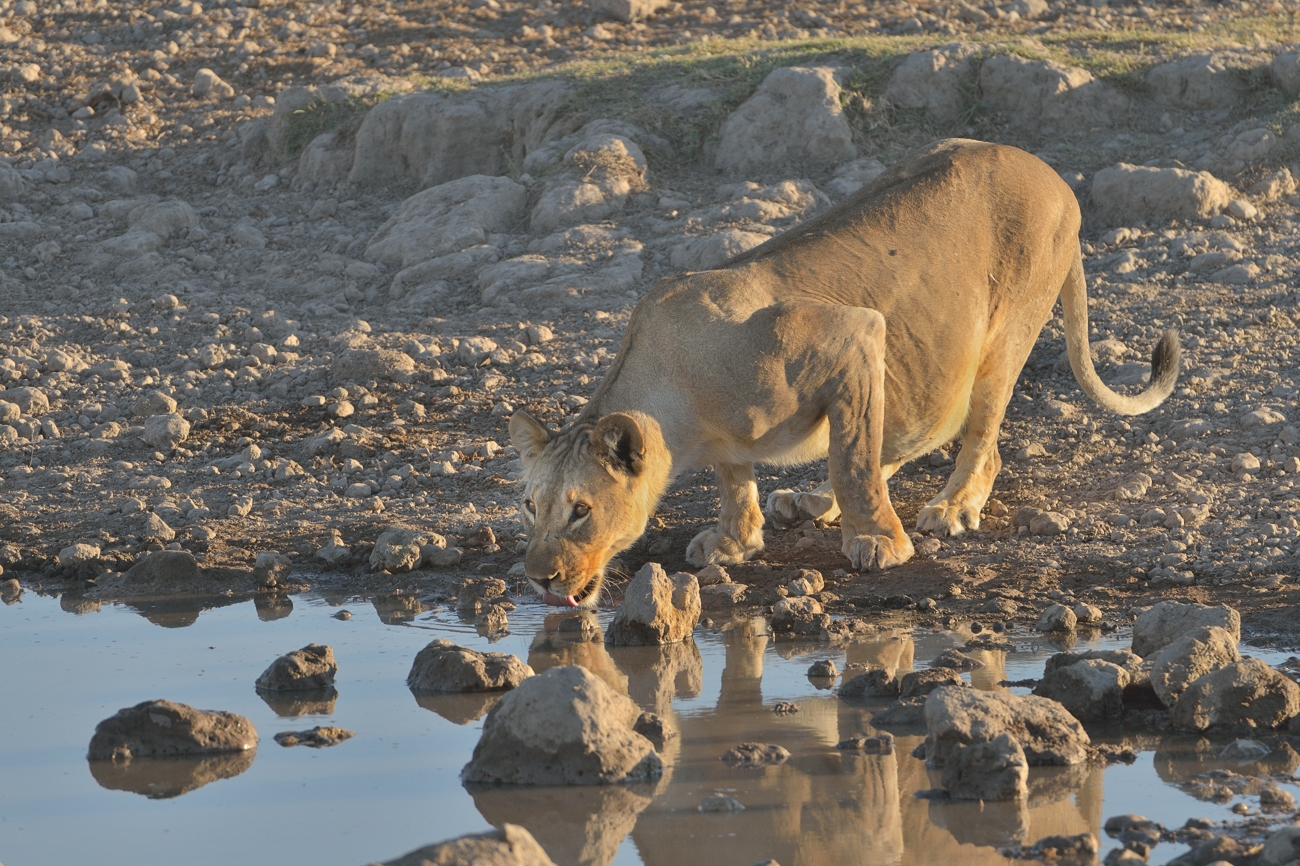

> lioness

[{"left": 509, "top": 139, "right": 1178, "bottom": 607}]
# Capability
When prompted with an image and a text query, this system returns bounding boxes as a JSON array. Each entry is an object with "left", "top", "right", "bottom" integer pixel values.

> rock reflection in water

[
  {"left": 254, "top": 593, "right": 293, "bottom": 621},
  {"left": 412, "top": 691, "right": 501, "bottom": 725},
  {"left": 528, "top": 613, "right": 627, "bottom": 695},
  {"left": 450, "top": 617, "right": 1115, "bottom": 865},
  {"left": 1155, "top": 734, "right": 1300, "bottom": 783},
  {"left": 926, "top": 794, "right": 1031, "bottom": 847},
  {"left": 965, "top": 647, "right": 1009, "bottom": 692},
  {"left": 372, "top": 594, "right": 424, "bottom": 625},
  {"left": 626, "top": 624, "right": 1102, "bottom": 866},
  {"left": 256, "top": 686, "right": 338, "bottom": 717},
  {"left": 59, "top": 592, "right": 102, "bottom": 615},
  {"left": 470, "top": 782, "right": 656, "bottom": 866},
  {"left": 88, "top": 750, "right": 255, "bottom": 799},
  {"left": 122, "top": 595, "right": 244, "bottom": 628},
  {"left": 609, "top": 641, "right": 702, "bottom": 717}
]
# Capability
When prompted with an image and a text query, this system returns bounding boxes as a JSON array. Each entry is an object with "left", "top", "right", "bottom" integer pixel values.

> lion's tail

[{"left": 1060, "top": 249, "right": 1179, "bottom": 416}]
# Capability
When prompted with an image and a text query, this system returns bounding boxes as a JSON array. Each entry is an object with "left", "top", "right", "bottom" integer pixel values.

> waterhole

[{"left": 2, "top": 590, "right": 1293, "bottom": 865}]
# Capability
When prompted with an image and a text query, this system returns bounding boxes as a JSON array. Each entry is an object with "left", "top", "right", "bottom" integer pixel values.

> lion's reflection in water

[{"left": 453, "top": 617, "right": 1103, "bottom": 866}]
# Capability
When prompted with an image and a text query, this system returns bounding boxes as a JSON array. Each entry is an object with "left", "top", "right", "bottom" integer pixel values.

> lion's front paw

[
  {"left": 917, "top": 501, "right": 981, "bottom": 537},
  {"left": 686, "top": 528, "right": 761, "bottom": 567},
  {"left": 765, "top": 488, "right": 840, "bottom": 528},
  {"left": 843, "top": 533, "right": 914, "bottom": 571}
]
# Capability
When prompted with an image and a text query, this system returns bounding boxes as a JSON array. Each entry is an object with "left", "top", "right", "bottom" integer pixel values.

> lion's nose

[{"left": 537, "top": 572, "right": 562, "bottom": 589}]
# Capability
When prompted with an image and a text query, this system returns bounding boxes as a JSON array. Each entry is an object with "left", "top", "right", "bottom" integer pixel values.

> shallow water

[{"left": 1, "top": 590, "right": 1294, "bottom": 866}]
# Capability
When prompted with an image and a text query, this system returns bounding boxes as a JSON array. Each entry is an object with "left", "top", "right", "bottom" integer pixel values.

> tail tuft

[{"left": 1151, "top": 329, "right": 1180, "bottom": 389}]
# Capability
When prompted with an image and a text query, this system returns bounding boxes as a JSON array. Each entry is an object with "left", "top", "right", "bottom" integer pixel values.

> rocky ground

[{"left": 0, "top": 0, "right": 1298, "bottom": 644}]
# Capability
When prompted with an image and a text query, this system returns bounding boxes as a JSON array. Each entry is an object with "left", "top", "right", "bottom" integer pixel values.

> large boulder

[
  {"left": 605, "top": 563, "right": 700, "bottom": 646},
  {"left": 826, "top": 157, "right": 888, "bottom": 197},
  {"left": 87, "top": 699, "right": 258, "bottom": 760},
  {"left": 379, "top": 824, "right": 557, "bottom": 866},
  {"left": 1043, "top": 648, "right": 1143, "bottom": 680},
  {"left": 1260, "top": 825, "right": 1300, "bottom": 866},
  {"left": 941, "top": 732, "right": 1029, "bottom": 801},
  {"left": 1091, "top": 164, "right": 1233, "bottom": 226},
  {"left": 119, "top": 550, "right": 200, "bottom": 584},
  {"left": 590, "top": 0, "right": 670, "bottom": 21},
  {"left": 255, "top": 644, "right": 338, "bottom": 691},
  {"left": 295, "top": 130, "right": 355, "bottom": 187},
  {"left": 1032, "top": 659, "right": 1128, "bottom": 721},
  {"left": 142, "top": 413, "right": 190, "bottom": 450},
  {"left": 101, "top": 199, "right": 199, "bottom": 257},
  {"left": 529, "top": 134, "right": 647, "bottom": 234},
  {"left": 1147, "top": 625, "right": 1240, "bottom": 707},
  {"left": 1145, "top": 53, "right": 1255, "bottom": 110},
  {"left": 900, "top": 668, "right": 965, "bottom": 698},
  {"left": 924, "top": 686, "right": 1090, "bottom": 767},
  {"left": 0, "top": 161, "right": 28, "bottom": 202},
  {"left": 884, "top": 43, "right": 979, "bottom": 123},
  {"left": 1131, "top": 601, "right": 1241, "bottom": 658},
  {"left": 369, "top": 527, "right": 427, "bottom": 573},
  {"left": 839, "top": 666, "right": 902, "bottom": 699},
  {"left": 714, "top": 67, "right": 856, "bottom": 176},
  {"left": 347, "top": 81, "right": 577, "bottom": 189},
  {"left": 475, "top": 226, "right": 645, "bottom": 311},
  {"left": 669, "top": 228, "right": 769, "bottom": 271},
  {"left": 406, "top": 639, "right": 534, "bottom": 692},
  {"left": 978, "top": 54, "right": 1128, "bottom": 130},
  {"left": 770, "top": 595, "right": 830, "bottom": 636},
  {"left": 1172, "top": 659, "right": 1300, "bottom": 732},
  {"left": 365, "top": 175, "right": 527, "bottom": 269},
  {"left": 261, "top": 81, "right": 405, "bottom": 164},
  {"left": 1272, "top": 50, "right": 1300, "bottom": 94},
  {"left": 460, "top": 665, "right": 663, "bottom": 785}
]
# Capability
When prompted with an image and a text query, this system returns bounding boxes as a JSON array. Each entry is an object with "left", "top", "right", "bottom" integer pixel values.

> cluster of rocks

[
  {"left": 834, "top": 601, "right": 1300, "bottom": 809},
  {"left": 1032, "top": 601, "right": 1300, "bottom": 734}
]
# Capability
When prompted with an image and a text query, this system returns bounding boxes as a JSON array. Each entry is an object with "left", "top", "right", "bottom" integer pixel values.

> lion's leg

[
  {"left": 686, "top": 462, "right": 765, "bottom": 566},
  {"left": 765, "top": 479, "right": 840, "bottom": 528},
  {"left": 916, "top": 354, "right": 1020, "bottom": 536},
  {"left": 821, "top": 309, "right": 913, "bottom": 572}
]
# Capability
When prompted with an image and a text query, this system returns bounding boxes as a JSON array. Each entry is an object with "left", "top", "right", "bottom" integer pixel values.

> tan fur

[{"left": 510, "top": 139, "right": 1179, "bottom": 604}]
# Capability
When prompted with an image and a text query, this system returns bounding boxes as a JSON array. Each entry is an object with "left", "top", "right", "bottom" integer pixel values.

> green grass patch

[{"left": 357, "top": 22, "right": 1300, "bottom": 164}]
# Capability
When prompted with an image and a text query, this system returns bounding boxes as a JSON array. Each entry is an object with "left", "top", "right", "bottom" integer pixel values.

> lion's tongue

[{"left": 542, "top": 592, "right": 578, "bottom": 607}]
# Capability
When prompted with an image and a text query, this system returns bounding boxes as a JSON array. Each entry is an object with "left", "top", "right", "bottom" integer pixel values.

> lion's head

[{"left": 508, "top": 410, "right": 670, "bottom": 607}]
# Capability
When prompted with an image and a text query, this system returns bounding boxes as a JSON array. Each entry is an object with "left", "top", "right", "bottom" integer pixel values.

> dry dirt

[{"left": 0, "top": 0, "right": 1298, "bottom": 643}]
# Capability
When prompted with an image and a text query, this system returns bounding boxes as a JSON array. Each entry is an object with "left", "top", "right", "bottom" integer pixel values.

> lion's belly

[
  {"left": 698, "top": 417, "right": 831, "bottom": 467},
  {"left": 702, "top": 384, "right": 971, "bottom": 471},
  {"left": 880, "top": 355, "right": 978, "bottom": 466}
]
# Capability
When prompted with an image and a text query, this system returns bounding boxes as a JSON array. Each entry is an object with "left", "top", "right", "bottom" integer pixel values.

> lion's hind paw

[
  {"left": 686, "top": 528, "right": 760, "bottom": 567},
  {"left": 916, "top": 501, "right": 981, "bottom": 537},
  {"left": 765, "top": 487, "right": 839, "bottom": 528}
]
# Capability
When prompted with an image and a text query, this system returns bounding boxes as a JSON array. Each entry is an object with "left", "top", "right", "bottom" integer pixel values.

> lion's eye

[
  {"left": 523, "top": 499, "right": 536, "bottom": 516},
  {"left": 572, "top": 503, "right": 590, "bottom": 520}
]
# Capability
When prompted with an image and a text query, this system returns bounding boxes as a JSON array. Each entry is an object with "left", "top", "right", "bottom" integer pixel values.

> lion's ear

[
  {"left": 592, "top": 413, "right": 646, "bottom": 476},
  {"left": 509, "top": 411, "right": 551, "bottom": 468}
]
